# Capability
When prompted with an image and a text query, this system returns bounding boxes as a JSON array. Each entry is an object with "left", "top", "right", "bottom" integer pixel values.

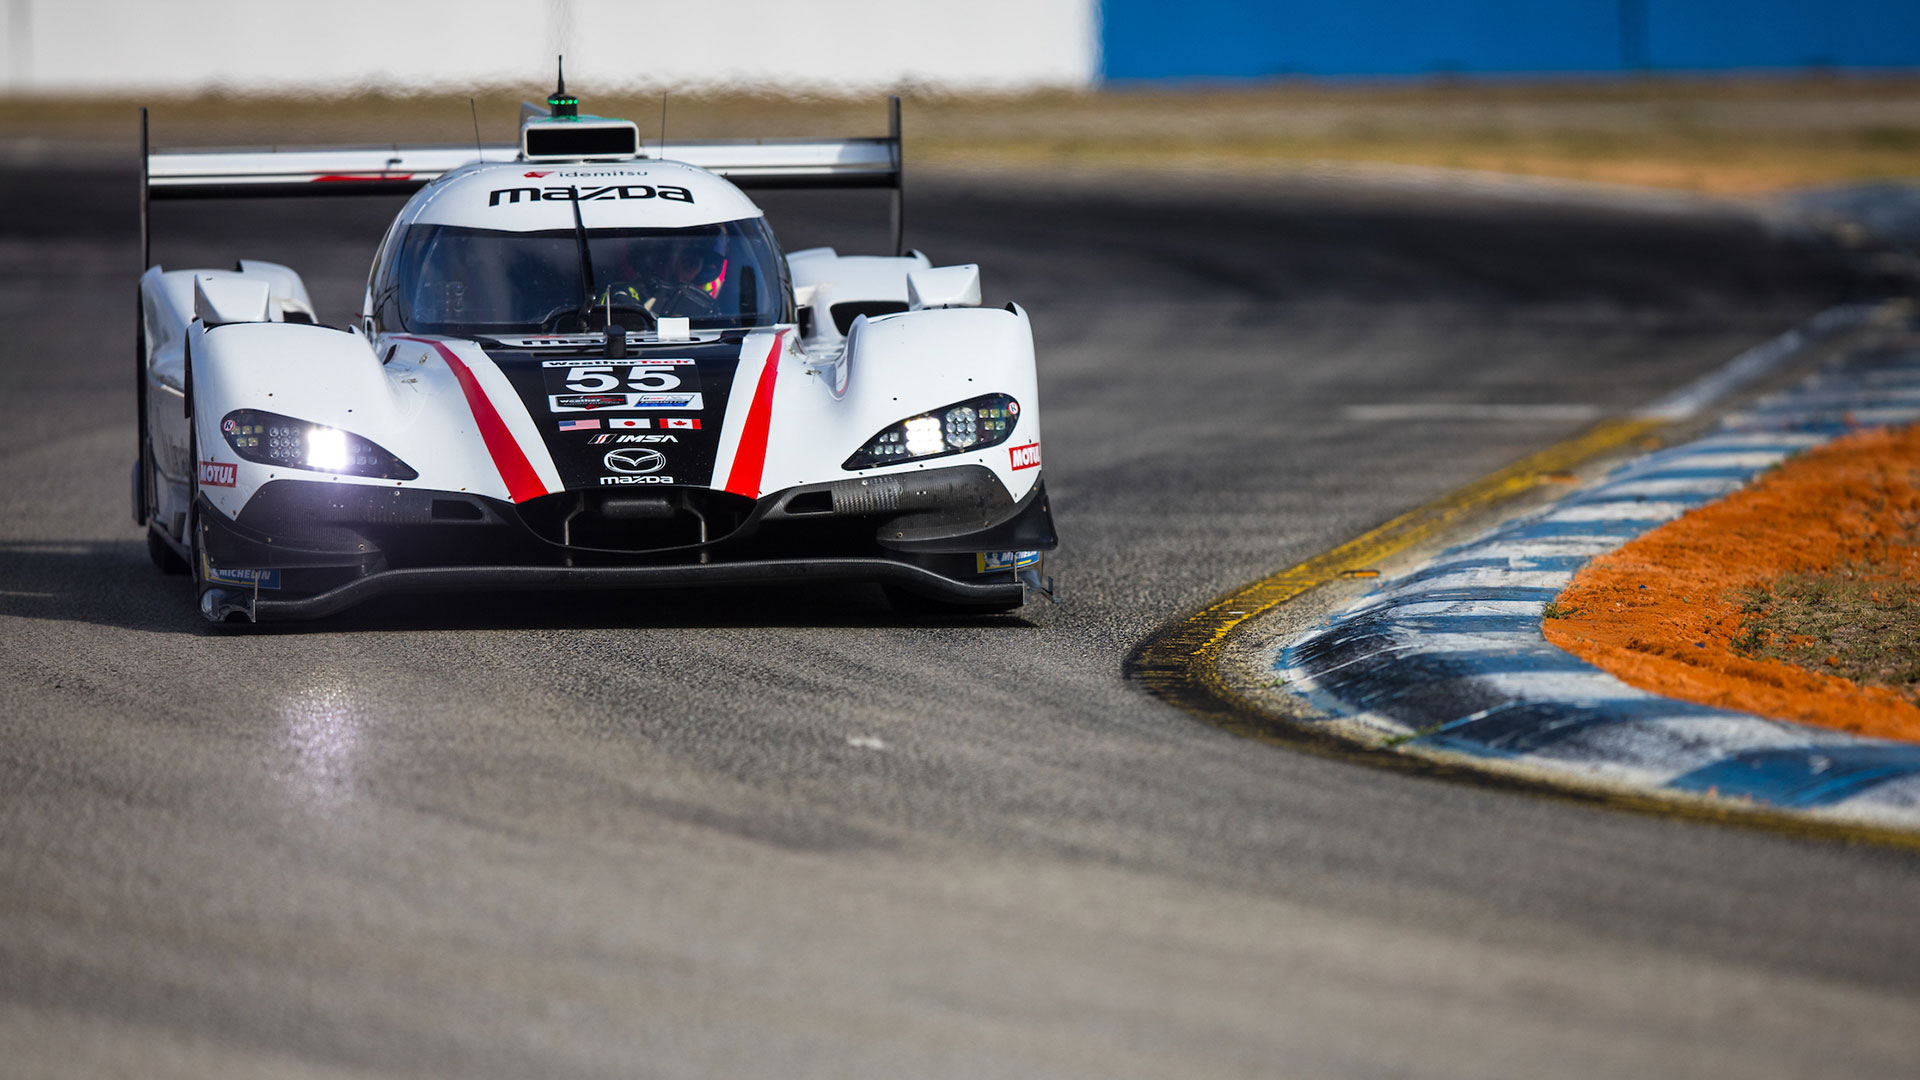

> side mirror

[
  {"left": 193, "top": 275, "right": 272, "bottom": 327},
  {"left": 793, "top": 283, "right": 818, "bottom": 338},
  {"left": 906, "top": 264, "right": 981, "bottom": 311}
]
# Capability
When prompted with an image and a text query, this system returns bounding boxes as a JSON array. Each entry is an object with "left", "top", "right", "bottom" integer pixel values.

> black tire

[
  {"left": 190, "top": 507, "right": 210, "bottom": 595},
  {"left": 133, "top": 294, "right": 148, "bottom": 527},
  {"left": 187, "top": 412, "right": 208, "bottom": 602},
  {"left": 146, "top": 525, "right": 188, "bottom": 575}
]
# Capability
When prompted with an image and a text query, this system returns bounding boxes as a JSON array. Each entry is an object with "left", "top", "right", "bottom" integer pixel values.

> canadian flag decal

[{"left": 1008, "top": 443, "right": 1041, "bottom": 470}]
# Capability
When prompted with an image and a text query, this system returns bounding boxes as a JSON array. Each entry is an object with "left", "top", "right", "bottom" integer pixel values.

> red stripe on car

[
  {"left": 723, "top": 332, "right": 785, "bottom": 499},
  {"left": 402, "top": 337, "right": 549, "bottom": 503}
]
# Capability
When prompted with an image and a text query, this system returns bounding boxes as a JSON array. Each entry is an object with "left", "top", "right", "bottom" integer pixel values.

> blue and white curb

[{"left": 1276, "top": 321, "right": 1920, "bottom": 828}]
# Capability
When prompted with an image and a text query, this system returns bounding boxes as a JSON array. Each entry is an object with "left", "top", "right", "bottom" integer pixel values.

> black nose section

[{"left": 600, "top": 494, "right": 674, "bottom": 520}]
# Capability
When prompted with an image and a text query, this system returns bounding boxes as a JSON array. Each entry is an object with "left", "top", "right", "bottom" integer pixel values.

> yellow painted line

[
  {"left": 1126, "top": 413, "right": 1920, "bottom": 852},
  {"left": 1131, "top": 416, "right": 1657, "bottom": 703}
]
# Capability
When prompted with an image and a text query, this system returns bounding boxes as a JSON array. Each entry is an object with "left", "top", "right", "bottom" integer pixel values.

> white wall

[{"left": 0, "top": 0, "right": 1100, "bottom": 95}]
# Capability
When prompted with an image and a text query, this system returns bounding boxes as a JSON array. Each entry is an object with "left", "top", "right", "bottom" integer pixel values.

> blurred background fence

[
  {"left": 0, "top": 0, "right": 1099, "bottom": 94},
  {"left": 1105, "top": 1, "right": 1920, "bottom": 82},
  {"left": 3, "top": 1, "right": 1916, "bottom": 96}
]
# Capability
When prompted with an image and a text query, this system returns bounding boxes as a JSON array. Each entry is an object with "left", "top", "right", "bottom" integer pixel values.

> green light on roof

[{"left": 547, "top": 56, "right": 580, "bottom": 117}]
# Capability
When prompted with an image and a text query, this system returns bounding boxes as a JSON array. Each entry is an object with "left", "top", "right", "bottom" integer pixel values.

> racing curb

[{"left": 1130, "top": 301, "right": 1920, "bottom": 847}]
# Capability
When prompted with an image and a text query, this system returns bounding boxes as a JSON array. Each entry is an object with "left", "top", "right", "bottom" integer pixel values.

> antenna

[
  {"left": 658, "top": 92, "right": 668, "bottom": 161},
  {"left": 548, "top": 56, "right": 578, "bottom": 118},
  {"left": 468, "top": 97, "right": 483, "bottom": 158}
]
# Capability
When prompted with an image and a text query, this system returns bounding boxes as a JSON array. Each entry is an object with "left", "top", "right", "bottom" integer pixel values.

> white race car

[{"left": 135, "top": 78, "right": 1056, "bottom": 622}]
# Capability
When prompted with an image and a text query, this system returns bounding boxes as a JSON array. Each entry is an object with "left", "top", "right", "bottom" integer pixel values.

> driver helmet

[{"left": 647, "top": 233, "right": 729, "bottom": 299}]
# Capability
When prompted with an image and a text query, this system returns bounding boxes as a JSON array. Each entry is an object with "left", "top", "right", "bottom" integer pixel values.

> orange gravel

[{"left": 1543, "top": 423, "right": 1920, "bottom": 741}]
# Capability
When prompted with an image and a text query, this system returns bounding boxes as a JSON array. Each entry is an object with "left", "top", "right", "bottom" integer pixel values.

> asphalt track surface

[{"left": 3, "top": 162, "right": 1918, "bottom": 1078}]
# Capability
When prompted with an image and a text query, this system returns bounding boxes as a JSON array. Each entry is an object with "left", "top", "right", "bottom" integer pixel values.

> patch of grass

[
  {"left": 9, "top": 75, "right": 1920, "bottom": 195},
  {"left": 1541, "top": 601, "right": 1581, "bottom": 620},
  {"left": 1731, "top": 561, "right": 1920, "bottom": 697},
  {"left": 1383, "top": 721, "right": 1447, "bottom": 748},
  {"left": 1730, "top": 618, "right": 1769, "bottom": 655}
]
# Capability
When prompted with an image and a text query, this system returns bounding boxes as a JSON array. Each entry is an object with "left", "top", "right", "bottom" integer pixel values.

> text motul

[{"left": 198, "top": 460, "right": 237, "bottom": 487}]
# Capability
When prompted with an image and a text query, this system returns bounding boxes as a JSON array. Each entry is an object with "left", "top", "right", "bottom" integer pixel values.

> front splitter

[{"left": 200, "top": 557, "right": 1027, "bottom": 623}]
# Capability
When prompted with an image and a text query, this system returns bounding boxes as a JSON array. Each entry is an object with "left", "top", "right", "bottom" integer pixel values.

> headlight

[
  {"left": 843, "top": 393, "right": 1019, "bottom": 471},
  {"left": 220, "top": 409, "right": 418, "bottom": 481}
]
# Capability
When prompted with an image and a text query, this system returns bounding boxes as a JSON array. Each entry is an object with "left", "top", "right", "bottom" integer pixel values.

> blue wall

[{"left": 1102, "top": 1, "right": 1920, "bottom": 80}]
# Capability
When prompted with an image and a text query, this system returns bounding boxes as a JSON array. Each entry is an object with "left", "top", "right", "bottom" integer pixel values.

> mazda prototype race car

[{"left": 135, "top": 83, "right": 1056, "bottom": 622}]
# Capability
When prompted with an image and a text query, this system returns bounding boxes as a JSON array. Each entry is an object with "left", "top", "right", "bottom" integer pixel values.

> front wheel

[
  {"left": 147, "top": 525, "right": 188, "bottom": 574},
  {"left": 187, "top": 416, "right": 209, "bottom": 602}
]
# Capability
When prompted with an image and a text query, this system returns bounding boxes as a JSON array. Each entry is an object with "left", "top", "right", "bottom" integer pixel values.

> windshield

[{"left": 393, "top": 218, "right": 790, "bottom": 336}]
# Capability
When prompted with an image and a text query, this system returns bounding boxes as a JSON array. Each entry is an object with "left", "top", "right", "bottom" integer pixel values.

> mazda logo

[{"left": 603, "top": 448, "right": 666, "bottom": 474}]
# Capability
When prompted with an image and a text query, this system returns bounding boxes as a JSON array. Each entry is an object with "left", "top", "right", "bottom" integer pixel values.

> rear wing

[{"left": 140, "top": 96, "right": 906, "bottom": 263}]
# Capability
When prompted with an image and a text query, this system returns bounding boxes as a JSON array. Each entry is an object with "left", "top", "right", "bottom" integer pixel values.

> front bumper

[
  {"left": 195, "top": 463, "right": 1056, "bottom": 622},
  {"left": 199, "top": 557, "right": 1033, "bottom": 622}
]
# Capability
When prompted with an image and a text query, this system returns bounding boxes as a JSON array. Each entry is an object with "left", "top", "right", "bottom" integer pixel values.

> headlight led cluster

[
  {"left": 221, "top": 410, "right": 418, "bottom": 481},
  {"left": 843, "top": 393, "right": 1018, "bottom": 470}
]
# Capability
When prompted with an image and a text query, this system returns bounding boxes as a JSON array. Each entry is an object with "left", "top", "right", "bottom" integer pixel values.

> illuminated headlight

[
  {"left": 843, "top": 393, "right": 1019, "bottom": 470},
  {"left": 903, "top": 416, "right": 944, "bottom": 457},
  {"left": 220, "top": 409, "right": 418, "bottom": 480},
  {"left": 305, "top": 427, "right": 348, "bottom": 470}
]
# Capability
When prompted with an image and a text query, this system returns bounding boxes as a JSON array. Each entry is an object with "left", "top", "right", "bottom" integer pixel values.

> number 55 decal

[{"left": 560, "top": 365, "right": 684, "bottom": 393}]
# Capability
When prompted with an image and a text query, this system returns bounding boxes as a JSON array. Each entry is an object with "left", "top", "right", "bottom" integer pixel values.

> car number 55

[{"left": 560, "top": 365, "right": 683, "bottom": 393}]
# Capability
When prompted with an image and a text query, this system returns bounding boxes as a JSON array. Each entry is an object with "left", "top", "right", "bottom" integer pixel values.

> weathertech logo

[
  {"left": 1008, "top": 443, "right": 1041, "bottom": 470},
  {"left": 198, "top": 460, "right": 237, "bottom": 487}
]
